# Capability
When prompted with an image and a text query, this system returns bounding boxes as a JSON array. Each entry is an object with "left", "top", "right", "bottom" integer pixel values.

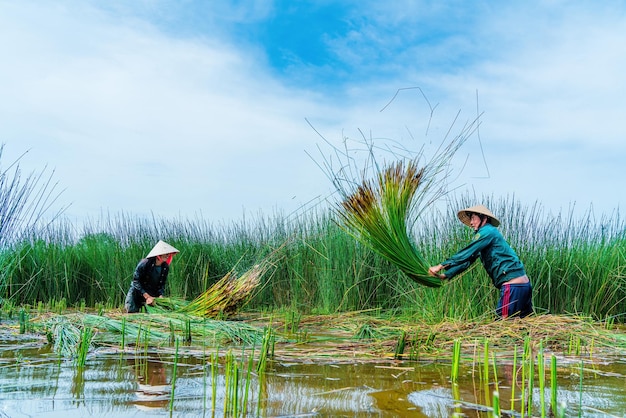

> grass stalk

[
  {"left": 18, "top": 308, "right": 28, "bottom": 334},
  {"left": 169, "top": 338, "right": 179, "bottom": 412},
  {"left": 491, "top": 351, "right": 499, "bottom": 394},
  {"left": 76, "top": 326, "right": 93, "bottom": 369},
  {"left": 134, "top": 323, "right": 142, "bottom": 351},
  {"left": 257, "top": 326, "right": 274, "bottom": 374},
  {"left": 120, "top": 316, "right": 126, "bottom": 351},
  {"left": 394, "top": 330, "right": 407, "bottom": 359},
  {"left": 578, "top": 361, "right": 584, "bottom": 418},
  {"left": 492, "top": 390, "right": 500, "bottom": 417},
  {"left": 451, "top": 339, "right": 461, "bottom": 382},
  {"left": 211, "top": 351, "right": 218, "bottom": 417},
  {"left": 241, "top": 354, "right": 253, "bottom": 417},
  {"left": 550, "top": 354, "right": 558, "bottom": 416},
  {"left": 522, "top": 335, "right": 533, "bottom": 417},
  {"left": 510, "top": 345, "right": 517, "bottom": 411},
  {"left": 538, "top": 340, "right": 546, "bottom": 418},
  {"left": 483, "top": 339, "right": 489, "bottom": 384}
]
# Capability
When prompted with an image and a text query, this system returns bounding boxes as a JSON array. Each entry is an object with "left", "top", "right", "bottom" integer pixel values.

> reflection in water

[
  {"left": 0, "top": 341, "right": 625, "bottom": 417},
  {"left": 71, "top": 367, "right": 85, "bottom": 399},
  {"left": 406, "top": 387, "right": 454, "bottom": 417},
  {"left": 129, "top": 356, "right": 171, "bottom": 411}
]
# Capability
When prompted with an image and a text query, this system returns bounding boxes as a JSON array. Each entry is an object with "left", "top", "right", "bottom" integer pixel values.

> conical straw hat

[
  {"left": 146, "top": 240, "right": 180, "bottom": 258},
  {"left": 457, "top": 204, "right": 501, "bottom": 227}
]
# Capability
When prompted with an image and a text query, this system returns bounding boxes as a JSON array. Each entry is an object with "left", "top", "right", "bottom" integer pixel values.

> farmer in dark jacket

[
  {"left": 125, "top": 240, "right": 180, "bottom": 313},
  {"left": 428, "top": 204, "right": 533, "bottom": 318}
]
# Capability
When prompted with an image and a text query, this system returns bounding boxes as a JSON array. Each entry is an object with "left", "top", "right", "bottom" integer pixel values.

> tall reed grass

[
  {"left": 1, "top": 193, "right": 625, "bottom": 321},
  {"left": 0, "top": 145, "right": 67, "bottom": 248}
]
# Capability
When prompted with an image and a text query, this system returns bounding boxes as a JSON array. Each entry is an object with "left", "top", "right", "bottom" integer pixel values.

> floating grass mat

[
  {"left": 336, "top": 160, "right": 441, "bottom": 287},
  {"left": 150, "top": 263, "right": 265, "bottom": 317}
]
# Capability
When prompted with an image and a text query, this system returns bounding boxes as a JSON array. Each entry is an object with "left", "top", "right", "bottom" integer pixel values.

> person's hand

[
  {"left": 428, "top": 264, "right": 446, "bottom": 280},
  {"left": 144, "top": 293, "right": 155, "bottom": 306}
]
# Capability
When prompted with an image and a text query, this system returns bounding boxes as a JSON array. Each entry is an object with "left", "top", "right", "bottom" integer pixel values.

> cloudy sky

[{"left": 1, "top": 0, "right": 625, "bottom": 225}]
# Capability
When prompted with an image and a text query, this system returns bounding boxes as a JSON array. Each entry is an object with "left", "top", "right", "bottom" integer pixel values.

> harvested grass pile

[
  {"left": 36, "top": 312, "right": 265, "bottom": 357},
  {"left": 337, "top": 160, "right": 440, "bottom": 287},
  {"left": 27, "top": 310, "right": 626, "bottom": 362},
  {"left": 178, "top": 264, "right": 264, "bottom": 316},
  {"left": 152, "top": 263, "right": 266, "bottom": 317},
  {"left": 263, "top": 313, "right": 626, "bottom": 362}
]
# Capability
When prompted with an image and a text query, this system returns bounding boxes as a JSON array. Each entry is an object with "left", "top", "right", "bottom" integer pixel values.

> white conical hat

[
  {"left": 146, "top": 240, "right": 180, "bottom": 258},
  {"left": 457, "top": 204, "right": 501, "bottom": 227}
]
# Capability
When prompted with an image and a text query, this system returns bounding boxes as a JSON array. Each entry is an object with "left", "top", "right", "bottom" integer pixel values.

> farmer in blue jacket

[{"left": 428, "top": 204, "right": 533, "bottom": 318}]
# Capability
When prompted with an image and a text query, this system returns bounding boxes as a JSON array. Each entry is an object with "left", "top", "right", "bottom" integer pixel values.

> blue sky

[{"left": 1, "top": 0, "right": 625, "bottom": 226}]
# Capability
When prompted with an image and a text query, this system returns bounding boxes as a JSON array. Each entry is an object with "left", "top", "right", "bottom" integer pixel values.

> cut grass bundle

[
  {"left": 152, "top": 263, "right": 266, "bottom": 317},
  {"left": 179, "top": 264, "right": 263, "bottom": 317},
  {"left": 46, "top": 315, "right": 83, "bottom": 357},
  {"left": 337, "top": 160, "right": 441, "bottom": 287},
  {"left": 318, "top": 101, "right": 481, "bottom": 289}
]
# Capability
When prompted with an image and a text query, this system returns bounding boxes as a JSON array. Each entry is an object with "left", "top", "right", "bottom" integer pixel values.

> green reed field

[{"left": 1, "top": 193, "right": 624, "bottom": 322}]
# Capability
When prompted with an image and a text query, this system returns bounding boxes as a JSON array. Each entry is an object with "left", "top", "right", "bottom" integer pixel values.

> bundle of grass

[
  {"left": 152, "top": 263, "right": 265, "bottom": 317},
  {"left": 178, "top": 264, "right": 264, "bottom": 317},
  {"left": 316, "top": 92, "right": 481, "bottom": 288},
  {"left": 338, "top": 160, "right": 441, "bottom": 287}
]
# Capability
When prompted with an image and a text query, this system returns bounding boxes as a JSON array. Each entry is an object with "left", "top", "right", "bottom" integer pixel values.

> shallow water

[{"left": 1, "top": 328, "right": 626, "bottom": 417}]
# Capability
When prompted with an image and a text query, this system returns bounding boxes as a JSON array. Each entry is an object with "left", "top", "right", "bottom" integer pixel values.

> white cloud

[
  {"left": 0, "top": 0, "right": 624, "bottom": 226},
  {"left": 0, "top": 1, "right": 335, "bottom": 223}
]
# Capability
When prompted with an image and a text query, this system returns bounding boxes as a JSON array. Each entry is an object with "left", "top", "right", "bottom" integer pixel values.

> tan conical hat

[
  {"left": 457, "top": 204, "right": 501, "bottom": 227},
  {"left": 146, "top": 240, "right": 180, "bottom": 258}
]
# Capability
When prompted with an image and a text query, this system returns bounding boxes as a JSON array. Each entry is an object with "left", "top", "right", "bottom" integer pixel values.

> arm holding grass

[{"left": 429, "top": 230, "right": 493, "bottom": 280}]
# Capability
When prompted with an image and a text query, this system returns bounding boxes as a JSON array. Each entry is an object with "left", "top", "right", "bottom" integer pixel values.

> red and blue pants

[{"left": 496, "top": 282, "right": 533, "bottom": 318}]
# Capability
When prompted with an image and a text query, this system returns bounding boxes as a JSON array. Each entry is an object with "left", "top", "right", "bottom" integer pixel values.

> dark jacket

[
  {"left": 130, "top": 257, "right": 170, "bottom": 297},
  {"left": 442, "top": 223, "right": 526, "bottom": 289}
]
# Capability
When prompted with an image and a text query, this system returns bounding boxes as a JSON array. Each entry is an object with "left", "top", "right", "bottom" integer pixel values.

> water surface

[{"left": 1, "top": 329, "right": 625, "bottom": 417}]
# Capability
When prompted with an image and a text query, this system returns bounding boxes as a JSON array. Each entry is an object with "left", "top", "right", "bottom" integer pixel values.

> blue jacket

[{"left": 442, "top": 223, "right": 526, "bottom": 289}]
